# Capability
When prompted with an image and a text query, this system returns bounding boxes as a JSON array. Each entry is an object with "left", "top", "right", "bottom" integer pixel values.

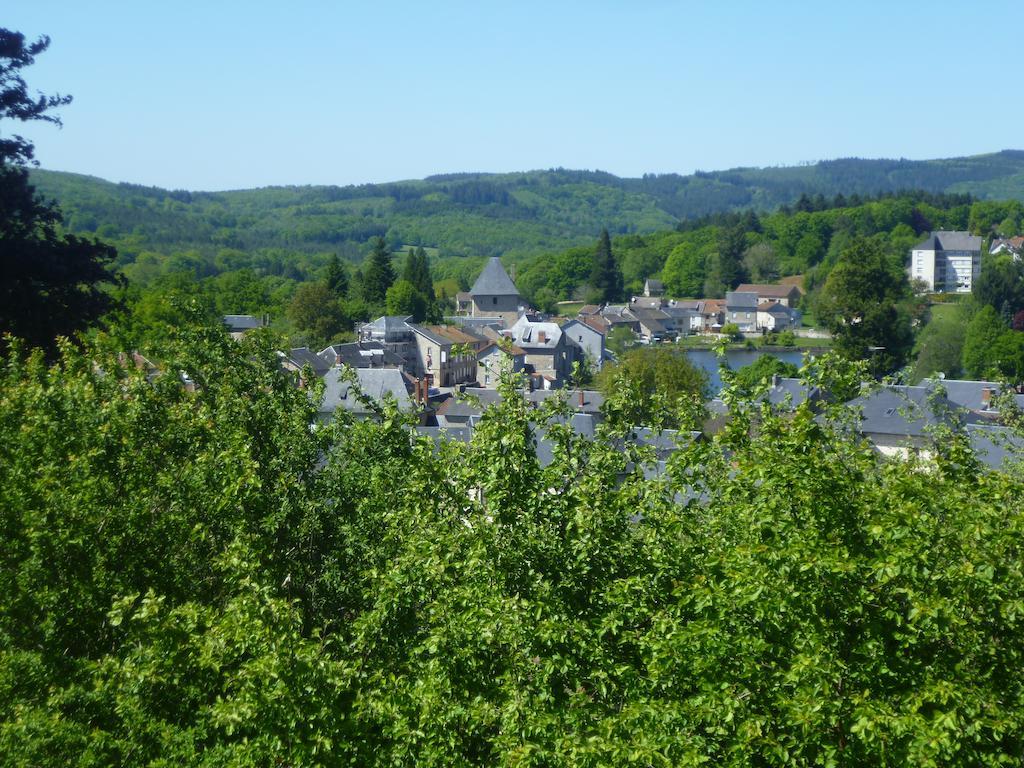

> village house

[
  {"left": 597, "top": 305, "right": 641, "bottom": 335},
  {"left": 842, "top": 384, "right": 978, "bottom": 459},
  {"left": 502, "top": 315, "right": 580, "bottom": 384},
  {"left": 358, "top": 315, "right": 418, "bottom": 368},
  {"left": 408, "top": 324, "right": 488, "bottom": 387},
  {"left": 278, "top": 347, "right": 332, "bottom": 382},
  {"left": 318, "top": 367, "right": 420, "bottom": 422},
  {"left": 725, "top": 291, "right": 759, "bottom": 333},
  {"left": 989, "top": 236, "right": 1024, "bottom": 258},
  {"left": 661, "top": 303, "right": 703, "bottom": 335},
  {"left": 756, "top": 301, "right": 802, "bottom": 331},
  {"left": 455, "top": 291, "right": 473, "bottom": 314},
  {"left": 476, "top": 341, "right": 526, "bottom": 387},
  {"left": 735, "top": 283, "right": 803, "bottom": 307},
  {"left": 561, "top": 318, "right": 608, "bottom": 370},
  {"left": 698, "top": 299, "right": 726, "bottom": 332},
  {"left": 643, "top": 278, "right": 665, "bottom": 297}
]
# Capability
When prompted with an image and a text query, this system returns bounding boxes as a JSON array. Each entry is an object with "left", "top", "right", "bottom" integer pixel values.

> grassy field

[
  {"left": 928, "top": 302, "right": 961, "bottom": 322},
  {"left": 556, "top": 302, "right": 584, "bottom": 317}
]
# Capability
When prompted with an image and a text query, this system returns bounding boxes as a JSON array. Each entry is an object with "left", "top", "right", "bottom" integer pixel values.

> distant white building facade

[{"left": 910, "top": 231, "right": 982, "bottom": 293}]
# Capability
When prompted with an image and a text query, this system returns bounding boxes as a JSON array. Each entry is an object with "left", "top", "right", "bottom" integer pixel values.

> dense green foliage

[
  {"left": 595, "top": 346, "right": 708, "bottom": 427},
  {"left": 732, "top": 354, "right": 800, "bottom": 394},
  {"left": 816, "top": 238, "right": 915, "bottom": 376},
  {"left": 29, "top": 153, "right": 1024, "bottom": 268},
  {"left": 2, "top": 328, "right": 1024, "bottom": 765},
  {"left": 912, "top": 303, "right": 967, "bottom": 381},
  {"left": 517, "top": 191, "right": 983, "bottom": 306}
]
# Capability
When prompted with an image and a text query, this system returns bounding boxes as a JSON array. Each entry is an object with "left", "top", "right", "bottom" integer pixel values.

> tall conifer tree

[
  {"left": 590, "top": 228, "right": 623, "bottom": 303},
  {"left": 325, "top": 254, "right": 348, "bottom": 298},
  {"left": 361, "top": 237, "right": 396, "bottom": 305}
]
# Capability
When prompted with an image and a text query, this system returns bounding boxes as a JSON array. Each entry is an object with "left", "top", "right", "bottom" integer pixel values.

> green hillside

[{"left": 29, "top": 150, "right": 1024, "bottom": 271}]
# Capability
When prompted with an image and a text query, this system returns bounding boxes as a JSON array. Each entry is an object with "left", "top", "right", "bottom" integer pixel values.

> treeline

[
  {"left": 29, "top": 150, "right": 1024, "bottom": 270},
  {"left": 516, "top": 192, "right": 1024, "bottom": 306}
]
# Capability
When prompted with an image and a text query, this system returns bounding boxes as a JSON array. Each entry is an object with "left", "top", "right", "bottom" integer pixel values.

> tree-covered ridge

[
  {"left": 2, "top": 326, "right": 1024, "bottom": 765},
  {"left": 28, "top": 150, "right": 1024, "bottom": 267}
]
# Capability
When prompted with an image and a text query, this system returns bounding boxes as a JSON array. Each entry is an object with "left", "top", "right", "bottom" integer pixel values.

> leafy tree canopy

[
  {"left": 732, "top": 353, "right": 800, "bottom": 394},
  {"left": 595, "top": 345, "right": 708, "bottom": 427},
  {"left": 816, "top": 237, "right": 913, "bottom": 376},
  {"left": 1, "top": 329, "right": 1023, "bottom": 764},
  {"left": 385, "top": 278, "right": 427, "bottom": 322}
]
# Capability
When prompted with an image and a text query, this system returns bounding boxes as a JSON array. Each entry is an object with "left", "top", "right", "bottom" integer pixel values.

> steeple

[{"left": 470, "top": 257, "right": 519, "bottom": 297}]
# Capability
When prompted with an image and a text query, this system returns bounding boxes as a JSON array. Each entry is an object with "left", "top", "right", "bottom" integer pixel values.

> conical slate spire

[{"left": 470, "top": 257, "right": 519, "bottom": 297}]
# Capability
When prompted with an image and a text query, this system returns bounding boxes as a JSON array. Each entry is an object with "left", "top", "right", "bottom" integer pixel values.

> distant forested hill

[{"left": 29, "top": 150, "right": 1024, "bottom": 269}]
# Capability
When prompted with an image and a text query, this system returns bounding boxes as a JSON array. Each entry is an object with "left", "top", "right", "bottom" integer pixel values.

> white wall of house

[{"left": 911, "top": 248, "right": 979, "bottom": 293}]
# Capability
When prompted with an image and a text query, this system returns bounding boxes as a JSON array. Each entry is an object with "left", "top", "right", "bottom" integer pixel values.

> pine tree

[
  {"left": 361, "top": 237, "right": 396, "bottom": 306},
  {"left": 413, "top": 246, "right": 434, "bottom": 300},
  {"left": 590, "top": 228, "right": 623, "bottom": 303},
  {"left": 0, "top": 29, "right": 122, "bottom": 354},
  {"left": 325, "top": 254, "right": 348, "bottom": 298},
  {"left": 401, "top": 248, "right": 418, "bottom": 286}
]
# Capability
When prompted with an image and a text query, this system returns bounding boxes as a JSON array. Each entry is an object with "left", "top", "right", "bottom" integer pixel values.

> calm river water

[{"left": 684, "top": 348, "right": 809, "bottom": 393}]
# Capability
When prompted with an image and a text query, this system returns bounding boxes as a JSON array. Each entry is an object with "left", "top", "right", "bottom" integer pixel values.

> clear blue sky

[{"left": 7, "top": 1, "right": 1022, "bottom": 191}]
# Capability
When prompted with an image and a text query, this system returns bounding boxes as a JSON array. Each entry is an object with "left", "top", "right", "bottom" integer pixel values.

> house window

[{"left": 492, "top": 297, "right": 497, "bottom": 305}]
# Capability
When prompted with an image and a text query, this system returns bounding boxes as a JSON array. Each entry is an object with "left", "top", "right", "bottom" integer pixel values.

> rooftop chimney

[{"left": 981, "top": 387, "right": 994, "bottom": 409}]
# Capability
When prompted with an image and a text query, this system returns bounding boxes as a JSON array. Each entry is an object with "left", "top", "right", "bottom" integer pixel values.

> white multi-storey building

[{"left": 910, "top": 231, "right": 982, "bottom": 293}]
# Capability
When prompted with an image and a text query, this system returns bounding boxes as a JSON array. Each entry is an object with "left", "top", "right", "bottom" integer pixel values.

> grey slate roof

[
  {"left": 913, "top": 231, "right": 983, "bottom": 252},
  {"left": 725, "top": 291, "right": 759, "bottom": 310},
  {"left": 320, "top": 367, "right": 414, "bottom": 416},
  {"left": 361, "top": 315, "right": 412, "bottom": 332},
  {"left": 629, "top": 308, "right": 669, "bottom": 334},
  {"left": 470, "top": 257, "right": 519, "bottom": 297},
  {"left": 318, "top": 341, "right": 404, "bottom": 369},
  {"left": 924, "top": 379, "right": 1002, "bottom": 412},
  {"left": 845, "top": 385, "right": 970, "bottom": 437},
  {"left": 282, "top": 347, "right": 331, "bottom": 376},
  {"left": 967, "top": 424, "right": 1024, "bottom": 472},
  {"left": 527, "top": 388, "right": 605, "bottom": 412},
  {"left": 630, "top": 297, "right": 665, "bottom": 310},
  {"left": 223, "top": 314, "right": 263, "bottom": 332},
  {"left": 762, "top": 377, "right": 819, "bottom": 409}
]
